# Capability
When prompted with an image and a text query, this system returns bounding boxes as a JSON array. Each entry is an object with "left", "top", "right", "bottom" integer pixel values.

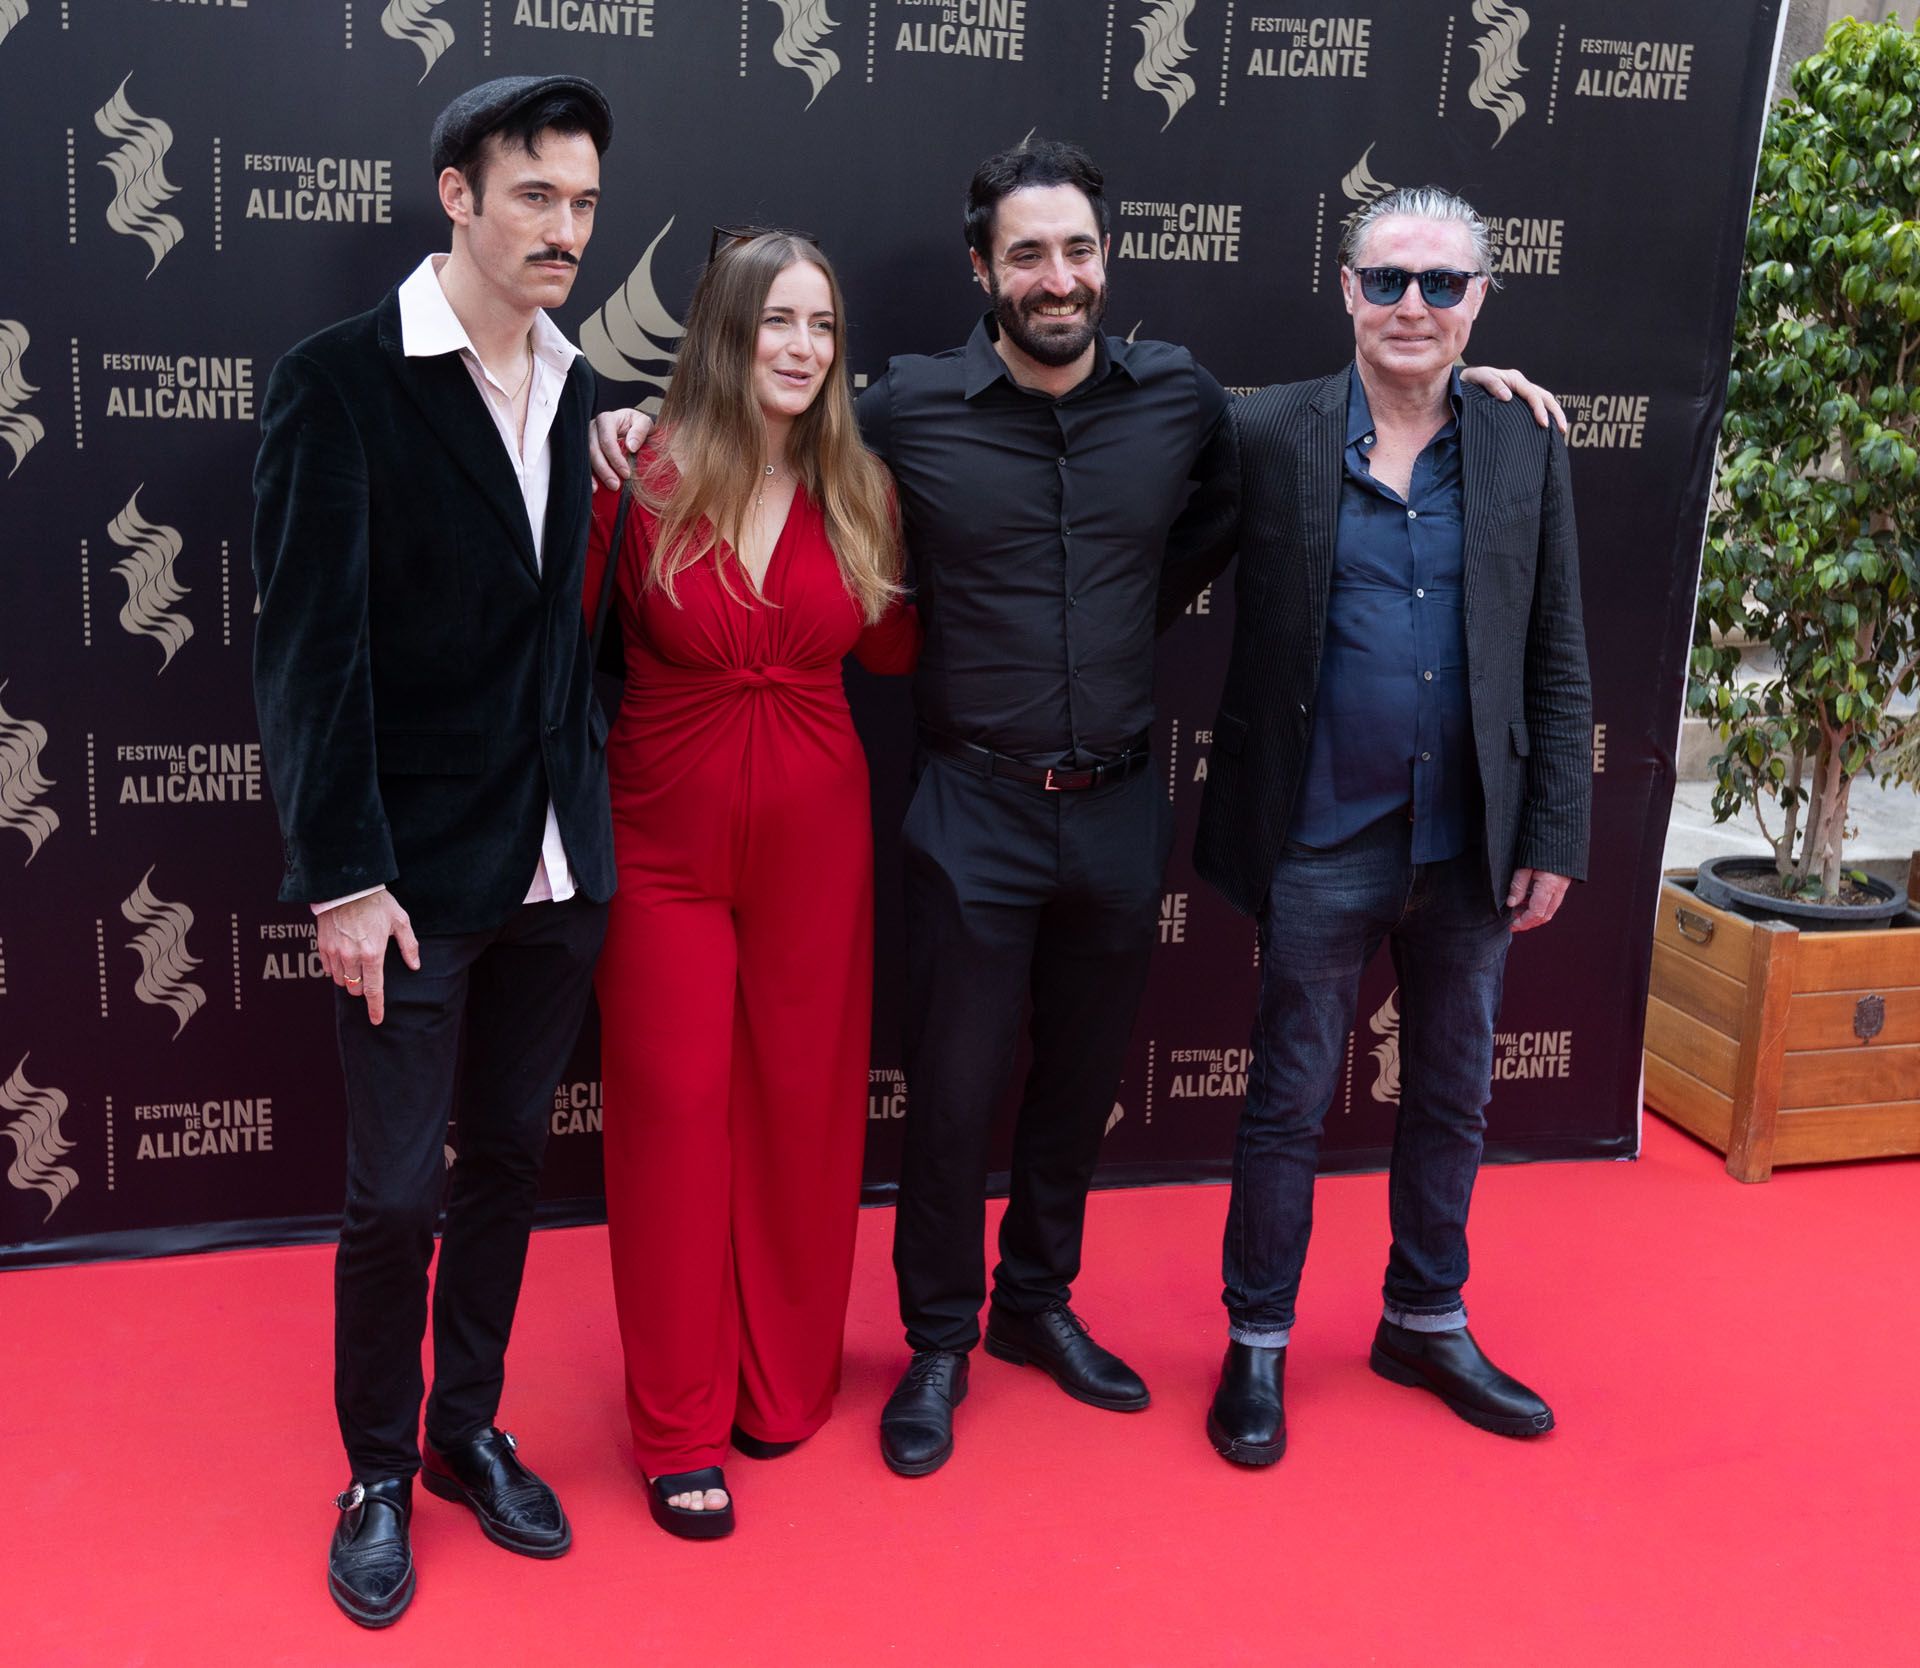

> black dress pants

[
  {"left": 894, "top": 755, "right": 1172, "bottom": 1353},
  {"left": 332, "top": 894, "right": 607, "bottom": 1481}
]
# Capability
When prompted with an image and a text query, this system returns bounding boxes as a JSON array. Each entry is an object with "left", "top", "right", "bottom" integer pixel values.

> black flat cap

[{"left": 429, "top": 74, "right": 612, "bottom": 175}]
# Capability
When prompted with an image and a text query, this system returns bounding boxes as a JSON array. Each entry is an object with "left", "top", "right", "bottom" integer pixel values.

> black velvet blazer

[
  {"left": 251, "top": 287, "right": 615, "bottom": 936},
  {"left": 1175, "top": 368, "right": 1593, "bottom": 918}
]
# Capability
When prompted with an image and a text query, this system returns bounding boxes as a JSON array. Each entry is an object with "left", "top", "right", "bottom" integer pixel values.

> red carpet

[{"left": 3, "top": 1115, "right": 1913, "bottom": 1666}]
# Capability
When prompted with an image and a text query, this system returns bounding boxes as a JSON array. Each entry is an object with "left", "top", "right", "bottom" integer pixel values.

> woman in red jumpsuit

[{"left": 583, "top": 232, "right": 915, "bottom": 1539}]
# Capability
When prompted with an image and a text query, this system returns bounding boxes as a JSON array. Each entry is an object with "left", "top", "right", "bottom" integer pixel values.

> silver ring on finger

[{"left": 345, "top": 974, "right": 363, "bottom": 984}]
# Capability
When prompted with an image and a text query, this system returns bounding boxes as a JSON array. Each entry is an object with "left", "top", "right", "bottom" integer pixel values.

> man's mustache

[
  {"left": 527, "top": 248, "right": 578, "bottom": 267},
  {"left": 1021, "top": 286, "right": 1099, "bottom": 315}
]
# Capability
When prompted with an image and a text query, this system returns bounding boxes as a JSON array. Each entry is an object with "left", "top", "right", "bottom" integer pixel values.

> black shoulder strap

[{"left": 591, "top": 488, "right": 633, "bottom": 669}]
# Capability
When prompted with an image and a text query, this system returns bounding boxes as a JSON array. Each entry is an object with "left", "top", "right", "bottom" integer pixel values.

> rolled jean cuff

[
  {"left": 1228, "top": 1322, "right": 1291, "bottom": 1348},
  {"left": 1381, "top": 1302, "right": 1467, "bottom": 1333}
]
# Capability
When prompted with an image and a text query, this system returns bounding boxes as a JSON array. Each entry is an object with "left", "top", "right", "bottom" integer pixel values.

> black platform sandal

[{"left": 646, "top": 1467, "right": 735, "bottom": 1539}]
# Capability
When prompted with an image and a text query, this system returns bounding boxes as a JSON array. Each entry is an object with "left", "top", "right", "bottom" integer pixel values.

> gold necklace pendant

[{"left": 492, "top": 331, "right": 534, "bottom": 404}]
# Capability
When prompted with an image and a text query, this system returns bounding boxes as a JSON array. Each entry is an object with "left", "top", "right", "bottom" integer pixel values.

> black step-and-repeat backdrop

[{"left": 1, "top": 1, "right": 1784, "bottom": 1266}]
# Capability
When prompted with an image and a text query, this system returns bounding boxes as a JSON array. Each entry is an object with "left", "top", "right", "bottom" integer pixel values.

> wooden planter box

[{"left": 1644, "top": 871, "right": 1920, "bottom": 1181}]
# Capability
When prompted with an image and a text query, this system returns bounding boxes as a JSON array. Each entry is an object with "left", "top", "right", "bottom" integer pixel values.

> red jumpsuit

[{"left": 584, "top": 466, "right": 917, "bottom": 1475}]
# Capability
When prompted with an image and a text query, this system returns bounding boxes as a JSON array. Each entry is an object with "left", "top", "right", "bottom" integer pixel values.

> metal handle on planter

[{"left": 1675, "top": 906, "right": 1715, "bottom": 945}]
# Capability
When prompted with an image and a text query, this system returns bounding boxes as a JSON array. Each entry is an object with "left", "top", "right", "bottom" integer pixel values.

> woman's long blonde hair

[{"left": 629, "top": 231, "right": 901, "bottom": 624}]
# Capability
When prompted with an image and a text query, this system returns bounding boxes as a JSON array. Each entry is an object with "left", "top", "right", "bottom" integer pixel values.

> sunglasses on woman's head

[
  {"left": 1351, "top": 267, "right": 1485, "bottom": 309},
  {"left": 707, "top": 224, "right": 820, "bottom": 265}
]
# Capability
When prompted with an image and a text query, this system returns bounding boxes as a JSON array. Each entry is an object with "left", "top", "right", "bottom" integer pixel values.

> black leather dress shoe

[
  {"left": 1369, "top": 1320, "right": 1555, "bottom": 1437},
  {"left": 1206, "top": 1342, "right": 1287, "bottom": 1466},
  {"left": 421, "top": 1427, "right": 571, "bottom": 1557},
  {"left": 984, "top": 1303, "right": 1150, "bottom": 1411},
  {"left": 880, "top": 1350, "right": 969, "bottom": 1477},
  {"left": 328, "top": 1476, "right": 414, "bottom": 1629}
]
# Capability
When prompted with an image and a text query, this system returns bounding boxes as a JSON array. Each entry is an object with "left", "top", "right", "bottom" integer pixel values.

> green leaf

[{"left": 1711, "top": 18, "right": 1920, "bottom": 883}]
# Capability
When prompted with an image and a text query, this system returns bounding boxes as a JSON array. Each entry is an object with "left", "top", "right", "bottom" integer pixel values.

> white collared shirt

[{"left": 314, "top": 254, "right": 580, "bottom": 916}]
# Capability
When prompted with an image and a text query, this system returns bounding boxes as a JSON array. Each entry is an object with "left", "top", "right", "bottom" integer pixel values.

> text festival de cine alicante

[
  {"left": 522, "top": 0, "right": 1031, "bottom": 55},
  {"left": 1114, "top": 205, "right": 1567, "bottom": 275}
]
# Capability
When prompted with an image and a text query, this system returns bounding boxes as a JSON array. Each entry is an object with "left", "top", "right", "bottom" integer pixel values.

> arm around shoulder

[{"left": 1157, "top": 374, "right": 1241, "bottom": 632}]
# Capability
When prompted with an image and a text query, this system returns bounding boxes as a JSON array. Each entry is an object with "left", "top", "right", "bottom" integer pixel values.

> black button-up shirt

[
  {"left": 857, "top": 314, "right": 1235, "bottom": 765},
  {"left": 1290, "top": 366, "right": 1475, "bottom": 861}
]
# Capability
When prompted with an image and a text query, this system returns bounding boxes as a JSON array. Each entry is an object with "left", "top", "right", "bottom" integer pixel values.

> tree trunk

[
  {"left": 1793, "top": 733, "right": 1829, "bottom": 886},
  {"left": 1777, "top": 743, "right": 1806, "bottom": 879},
  {"left": 1807, "top": 741, "right": 1852, "bottom": 897}
]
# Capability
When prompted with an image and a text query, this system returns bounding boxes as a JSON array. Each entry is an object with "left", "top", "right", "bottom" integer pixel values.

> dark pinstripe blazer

[{"left": 1178, "top": 367, "right": 1592, "bottom": 917}]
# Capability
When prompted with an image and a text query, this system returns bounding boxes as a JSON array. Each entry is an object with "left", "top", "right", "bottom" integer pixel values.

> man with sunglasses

[{"left": 1165, "top": 185, "right": 1590, "bottom": 1468}]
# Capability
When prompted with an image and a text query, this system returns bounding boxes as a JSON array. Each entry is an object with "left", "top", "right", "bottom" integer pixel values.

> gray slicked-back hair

[{"left": 1340, "top": 185, "right": 1501, "bottom": 290}]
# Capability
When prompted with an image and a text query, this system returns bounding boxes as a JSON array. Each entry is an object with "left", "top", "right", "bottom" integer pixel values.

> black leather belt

[{"left": 920, "top": 729, "right": 1152, "bottom": 791}]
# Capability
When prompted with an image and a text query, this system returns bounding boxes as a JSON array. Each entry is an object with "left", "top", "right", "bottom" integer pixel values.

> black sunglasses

[
  {"left": 1352, "top": 267, "right": 1486, "bottom": 309},
  {"left": 707, "top": 224, "right": 820, "bottom": 264}
]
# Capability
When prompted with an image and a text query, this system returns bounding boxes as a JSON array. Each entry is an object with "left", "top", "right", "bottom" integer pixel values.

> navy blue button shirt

[{"left": 1288, "top": 366, "right": 1477, "bottom": 861}]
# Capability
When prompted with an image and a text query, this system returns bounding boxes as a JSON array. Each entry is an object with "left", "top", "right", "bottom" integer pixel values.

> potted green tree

[
  {"left": 1645, "top": 18, "right": 1920, "bottom": 1182},
  {"left": 1689, "top": 14, "right": 1919, "bottom": 930}
]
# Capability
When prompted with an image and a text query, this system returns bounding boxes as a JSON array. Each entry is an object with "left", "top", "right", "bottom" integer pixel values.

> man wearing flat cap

[{"left": 253, "top": 75, "right": 616, "bottom": 1627}]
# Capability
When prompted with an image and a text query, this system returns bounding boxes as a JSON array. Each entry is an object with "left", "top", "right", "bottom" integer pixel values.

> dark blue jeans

[{"left": 1223, "top": 815, "right": 1512, "bottom": 1346}]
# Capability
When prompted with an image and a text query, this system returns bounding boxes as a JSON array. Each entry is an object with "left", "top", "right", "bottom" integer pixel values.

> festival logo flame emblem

[
  {"left": 1467, "top": 0, "right": 1530, "bottom": 147},
  {"left": 383, "top": 0, "right": 455, "bottom": 83},
  {"left": 2, "top": 1055, "right": 79, "bottom": 1224},
  {"left": 122, "top": 865, "right": 207, "bottom": 1039},
  {"left": 0, "top": 1, "right": 27, "bottom": 51},
  {"left": 1340, "top": 142, "right": 1394, "bottom": 205},
  {"left": 577, "top": 218, "right": 686, "bottom": 412},
  {"left": 94, "top": 74, "right": 185, "bottom": 277},
  {"left": 769, "top": 0, "right": 841, "bottom": 109},
  {"left": 1368, "top": 988, "right": 1402, "bottom": 1105},
  {"left": 0, "top": 682, "right": 59, "bottom": 865},
  {"left": 0, "top": 319, "right": 44, "bottom": 478},
  {"left": 108, "top": 487, "right": 194, "bottom": 672},
  {"left": 1105, "top": 1102, "right": 1125, "bottom": 1136},
  {"left": 1133, "top": 0, "right": 1197, "bottom": 132}
]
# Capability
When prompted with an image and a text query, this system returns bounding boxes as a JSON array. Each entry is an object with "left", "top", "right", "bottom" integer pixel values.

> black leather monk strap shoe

[
  {"left": 1206, "top": 1341, "right": 1287, "bottom": 1466},
  {"left": 1368, "top": 1320, "right": 1555, "bottom": 1438},
  {"left": 421, "top": 1427, "right": 571, "bottom": 1557},
  {"left": 880, "top": 1349, "right": 969, "bottom": 1477},
  {"left": 328, "top": 1476, "right": 415, "bottom": 1629},
  {"left": 984, "top": 1301, "right": 1150, "bottom": 1412}
]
